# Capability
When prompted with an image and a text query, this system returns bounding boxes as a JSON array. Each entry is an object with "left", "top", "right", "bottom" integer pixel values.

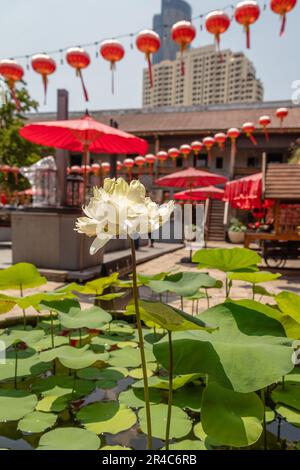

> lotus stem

[
  {"left": 205, "top": 288, "right": 210, "bottom": 309},
  {"left": 261, "top": 388, "right": 267, "bottom": 450},
  {"left": 252, "top": 286, "right": 255, "bottom": 300},
  {"left": 14, "top": 345, "right": 18, "bottom": 389},
  {"left": 180, "top": 297, "right": 184, "bottom": 311},
  {"left": 165, "top": 331, "right": 174, "bottom": 450},
  {"left": 19, "top": 284, "right": 26, "bottom": 329},
  {"left": 71, "top": 371, "right": 77, "bottom": 399},
  {"left": 50, "top": 311, "right": 55, "bottom": 349},
  {"left": 130, "top": 239, "right": 153, "bottom": 450}
]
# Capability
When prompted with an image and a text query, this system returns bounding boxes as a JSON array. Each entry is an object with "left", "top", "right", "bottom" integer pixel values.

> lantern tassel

[
  {"left": 180, "top": 50, "right": 185, "bottom": 76},
  {"left": 246, "top": 25, "right": 251, "bottom": 49},
  {"left": 264, "top": 128, "right": 270, "bottom": 142},
  {"left": 280, "top": 14, "right": 287, "bottom": 36},
  {"left": 216, "top": 34, "right": 224, "bottom": 62},
  {"left": 42, "top": 74, "right": 48, "bottom": 106},
  {"left": 110, "top": 62, "right": 116, "bottom": 95},
  {"left": 248, "top": 133, "right": 257, "bottom": 146},
  {"left": 77, "top": 69, "right": 89, "bottom": 102},
  {"left": 146, "top": 52, "right": 154, "bottom": 88},
  {"left": 8, "top": 80, "right": 20, "bottom": 110}
]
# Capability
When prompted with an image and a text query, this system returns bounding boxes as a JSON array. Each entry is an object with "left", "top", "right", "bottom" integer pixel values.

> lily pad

[
  {"left": 77, "top": 402, "right": 136, "bottom": 435},
  {"left": 133, "top": 374, "right": 201, "bottom": 391},
  {"left": 36, "top": 395, "right": 70, "bottom": 413},
  {"left": 18, "top": 411, "right": 57, "bottom": 433},
  {"left": 192, "top": 248, "right": 261, "bottom": 273},
  {"left": 126, "top": 300, "right": 212, "bottom": 332},
  {"left": 100, "top": 445, "right": 131, "bottom": 450},
  {"left": 148, "top": 272, "right": 218, "bottom": 297},
  {"left": 228, "top": 271, "right": 281, "bottom": 284},
  {"left": 0, "top": 390, "right": 37, "bottom": 422},
  {"left": 1, "top": 329, "right": 45, "bottom": 349},
  {"left": 57, "top": 306, "right": 112, "bottom": 330},
  {"left": 0, "top": 263, "right": 47, "bottom": 291},
  {"left": 201, "top": 382, "right": 264, "bottom": 447},
  {"left": 165, "top": 440, "right": 207, "bottom": 451},
  {"left": 119, "top": 388, "right": 162, "bottom": 408},
  {"left": 108, "top": 347, "right": 155, "bottom": 368},
  {"left": 37, "top": 427, "right": 100, "bottom": 450},
  {"left": 128, "top": 366, "right": 156, "bottom": 379},
  {"left": 276, "top": 291, "right": 300, "bottom": 324},
  {"left": 276, "top": 405, "right": 300, "bottom": 427},
  {"left": 39, "top": 345, "right": 109, "bottom": 370},
  {"left": 0, "top": 351, "right": 51, "bottom": 381},
  {"left": 271, "top": 384, "right": 300, "bottom": 411},
  {"left": 32, "top": 375, "right": 95, "bottom": 398},
  {"left": 138, "top": 404, "right": 192, "bottom": 440}
]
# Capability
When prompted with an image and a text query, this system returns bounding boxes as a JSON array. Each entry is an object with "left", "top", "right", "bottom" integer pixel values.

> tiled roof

[{"left": 27, "top": 101, "right": 300, "bottom": 135}]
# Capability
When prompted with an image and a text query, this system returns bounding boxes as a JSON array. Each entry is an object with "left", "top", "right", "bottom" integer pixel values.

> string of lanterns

[{"left": 0, "top": 1, "right": 297, "bottom": 106}]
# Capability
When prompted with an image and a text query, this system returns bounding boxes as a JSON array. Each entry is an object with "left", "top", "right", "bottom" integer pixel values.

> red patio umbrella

[
  {"left": 224, "top": 173, "right": 273, "bottom": 210},
  {"left": 174, "top": 185, "right": 225, "bottom": 201},
  {"left": 155, "top": 167, "right": 227, "bottom": 189},
  {"left": 20, "top": 113, "right": 148, "bottom": 200}
]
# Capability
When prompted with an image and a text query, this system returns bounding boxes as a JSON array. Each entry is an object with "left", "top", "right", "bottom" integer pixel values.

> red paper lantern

[
  {"left": 135, "top": 156, "right": 146, "bottom": 176},
  {"left": 136, "top": 30, "right": 161, "bottom": 88},
  {"left": 145, "top": 154, "right": 156, "bottom": 174},
  {"left": 235, "top": 1, "right": 260, "bottom": 49},
  {"left": 70, "top": 165, "right": 81, "bottom": 174},
  {"left": 123, "top": 158, "right": 134, "bottom": 181},
  {"left": 270, "top": 0, "right": 297, "bottom": 35},
  {"left": 91, "top": 163, "right": 101, "bottom": 175},
  {"left": 0, "top": 59, "right": 24, "bottom": 109},
  {"left": 80, "top": 165, "right": 92, "bottom": 174},
  {"left": 117, "top": 160, "right": 123, "bottom": 173},
  {"left": 171, "top": 21, "right": 196, "bottom": 75},
  {"left": 227, "top": 128, "right": 240, "bottom": 151},
  {"left": 180, "top": 144, "right": 192, "bottom": 160},
  {"left": 259, "top": 115, "right": 271, "bottom": 141},
  {"left": 191, "top": 141, "right": 203, "bottom": 155},
  {"left": 66, "top": 47, "right": 90, "bottom": 102},
  {"left": 276, "top": 107, "right": 288, "bottom": 126},
  {"left": 168, "top": 148, "right": 180, "bottom": 167},
  {"left": 100, "top": 40, "right": 125, "bottom": 94},
  {"left": 205, "top": 11, "right": 231, "bottom": 57},
  {"left": 31, "top": 54, "right": 56, "bottom": 104},
  {"left": 157, "top": 151, "right": 169, "bottom": 166},
  {"left": 243, "top": 122, "right": 257, "bottom": 145},
  {"left": 214, "top": 133, "right": 227, "bottom": 150},
  {"left": 101, "top": 162, "right": 111, "bottom": 174},
  {"left": 203, "top": 137, "right": 215, "bottom": 163}
]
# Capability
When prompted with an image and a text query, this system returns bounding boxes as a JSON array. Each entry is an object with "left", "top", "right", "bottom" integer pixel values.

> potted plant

[{"left": 228, "top": 218, "right": 247, "bottom": 244}]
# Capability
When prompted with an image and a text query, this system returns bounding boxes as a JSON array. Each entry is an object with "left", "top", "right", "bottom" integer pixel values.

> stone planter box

[
  {"left": 228, "top": 231, "right": 245, "bottom": 244},
  {"left": 11, "top": 209, "right": 103, "bottom": 271}
]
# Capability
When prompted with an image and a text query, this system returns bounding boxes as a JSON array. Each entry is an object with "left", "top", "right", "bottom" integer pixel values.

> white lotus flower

[{"left": 75, "top": 178, "right": 174, "bottom": 255}]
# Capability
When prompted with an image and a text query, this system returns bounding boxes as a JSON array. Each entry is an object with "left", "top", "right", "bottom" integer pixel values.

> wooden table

[{"left": 244, "top": 231, "right": 300, "bottom": 249}]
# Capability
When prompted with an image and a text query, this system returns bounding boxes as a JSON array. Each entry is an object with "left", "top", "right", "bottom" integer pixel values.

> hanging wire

[{"left": 3, "top": 1, "right": 268, "bottom": 62}]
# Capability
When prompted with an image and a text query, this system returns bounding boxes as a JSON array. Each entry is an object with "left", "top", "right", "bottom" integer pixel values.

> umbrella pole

[
  {"left": 80, "top": 146, "right": 90, "bottom": 273},
  {"left": 229, "top": 141, "right": 236, "bottom": 180}
]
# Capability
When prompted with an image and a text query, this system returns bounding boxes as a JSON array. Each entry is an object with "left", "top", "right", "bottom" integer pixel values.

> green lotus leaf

[
  {"left": 286, "top": 370, "right": 300, "bottom": 384},
  {"left": 276, "top": 405, "right": 300, "bottom": 427},
  {"left": 164, "top": 440, "right": 207, "bottom": 451},
  {"left": 0, "top": 390, "right": 37, "bottom": 422},
  {"left": 33, "top": 335, "right": 69, "bottom": 351},
  {"left": 32, "top": 375, "right": 95, "bottom": 398},
  {"left": 40, "top": 298, "right": 80, "bottom": 314},
  {"left": 192, "top": 248, "right": 261, "bottom": 273},
  {"left": 265, "top": 407, "right": 276, "bottom": 423},
  {"left": 253, "top": 285, "right": 275, "bottom": 298},
  {"left": 16, "top": 292, "right": 76, "bottom": 311},
  {"left": 184, "top": 291, "right": 207, "bottom": 301},
  {"left": 57, "top": 306, "right": 112, "bottom": 330},
  {"left": 102, "top": 321, "right": 134, "bottom": 335},
  {"left": 77, "top": 401, "right": 136, "bottom": 435},
  {"left": 133, "top": 374, "right": 201, "bottom": 391},
  {"left": 138, "top": 404, "right": 192, "bottom": 440},
  {"left": 201, "top": 382, "right": 263, "bottom": 447},
  {"left": 153, "top": 329, "right": 294, "bottom": 393},
  {"left": 200, "top": 300, "right": 287, "bottom": 337},
  {"left": 193, "top": 422, "right": 220, "bottom": 448},
  {"left": 119, "top": 388, "right": 162, "bottom": 408},
  {"left": 276, "top": 291, "right": 300, "bottom": 325},
  {"left": 37, "top": 427, "right": 100, "bottom": 450},
  {"left": 148, "top": 272, "right": 219, "bottom": 297},
  {"left": 0, "top": 350, "right": 51, "bottom": 381},
  {"left": 36, "top": 395, "right": 70, "bottom": 413},
  {"left": 172, "top": 385, "right": 204, "bottom": 411},
  {"left": 137, "top": 272, "right": 170, "bottom": 285},
  {"left": 228, "top": 271, "right": 281, "bottom": 284},
  {"left": 1, "top": 329, "right": 45, "bottom": 348},
  {"left": 128, "top": 365, "right": 156, "bottom": 379},
  {"left": 117, "top": 341, "right": 138, "bottom": 349},
  {"left": 0, "top": 294, "right": 16, "bottom": 314},
  {"left": 94, "top": 368, "right": 128, "bottom": 389},
  {"left": 39, "top": 345, "right": 109, "bottom": 370},
  {"left": 271, "top": 384, "right": 300, "bottom": 411},
  {"left": 108, "top": 347, "right": 155, "bottom": 368},
  {"left": 126, "top": 300, "right": 212, "bottom": 332},
  {"left": 18, "top": 411, "right": 57, "bottom": 434},
  {"left": 96, "top": 292, "right": 125, "bottom": 301},
  {"left": 0, "top": 263, "right": 47, "bottom": 291}
]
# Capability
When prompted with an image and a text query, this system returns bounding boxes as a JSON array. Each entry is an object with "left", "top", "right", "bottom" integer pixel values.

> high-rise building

[
  {"left": 143, "top": 45, "right": 264, "bottom": 108},
  {"left": 153, "top": 0, "right": 192, "bottom": 65}
]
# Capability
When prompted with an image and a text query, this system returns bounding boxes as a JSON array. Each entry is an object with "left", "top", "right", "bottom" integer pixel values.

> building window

[
  {"left": 267, "top": 153, "right": 283, "bottom": 164},
  {"left": 198, "top": 154, "right": 208, "bottom": 168},
  {"left": 216, "top": 157, "right": 223, "bottom": 169},
  {"left": 247, "top": 156, "right": 259, "bottom": 168}
]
